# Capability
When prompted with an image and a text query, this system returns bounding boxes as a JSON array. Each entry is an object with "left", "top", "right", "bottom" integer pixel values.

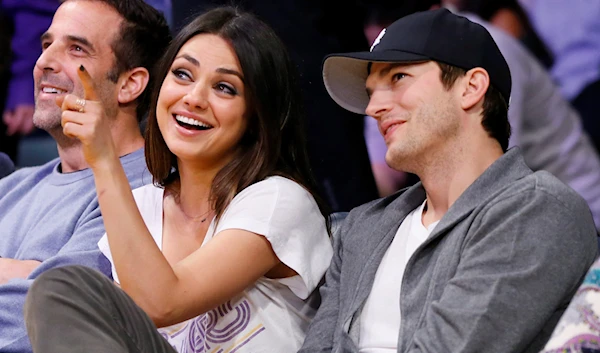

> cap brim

[{"left": 323, "top": 51, "right": 430, "bottom": 115}]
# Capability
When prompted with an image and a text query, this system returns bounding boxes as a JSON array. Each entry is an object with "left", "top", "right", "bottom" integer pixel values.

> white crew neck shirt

[{"left": 358, "top": 201, "right": 439, "bottom": 353}]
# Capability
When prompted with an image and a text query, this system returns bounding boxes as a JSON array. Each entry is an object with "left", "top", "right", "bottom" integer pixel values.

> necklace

[
  {"left": 167, "top": 185, "right": 213, "bottom": 223},
  {"left": 179, "top": 207, "right": 213, "bottom": 223},
  {"left": 199, "top": 211, "right": 212, "bottom": 223}
]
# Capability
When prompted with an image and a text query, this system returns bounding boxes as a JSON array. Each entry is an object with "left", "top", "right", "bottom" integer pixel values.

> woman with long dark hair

[{"left": 24, "top": 6, "right": 332, "bottom": 353}]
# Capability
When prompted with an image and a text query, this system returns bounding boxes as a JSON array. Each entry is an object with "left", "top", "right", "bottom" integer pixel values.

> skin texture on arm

[{"left": 0, "top": 259, "right": 41, "bottom": 285}]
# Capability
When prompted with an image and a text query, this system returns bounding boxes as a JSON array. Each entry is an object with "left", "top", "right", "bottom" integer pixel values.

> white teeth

[
  {"left": 174, "top": 115, "right": 212, "bottom": 128},
  {"left": 42, "top": 87, "right": 66, "bottom": 94}
]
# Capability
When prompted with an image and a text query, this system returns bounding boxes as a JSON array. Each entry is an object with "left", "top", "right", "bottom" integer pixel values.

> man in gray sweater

[
  {"left": 301, "top": 8, "right": 598, "bottom": 353},
  {"left": 0, "top": 1, "right": 170, "bottom": 351}
]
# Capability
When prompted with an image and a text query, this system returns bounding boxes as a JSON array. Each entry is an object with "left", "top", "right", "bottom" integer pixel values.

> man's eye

[
  {"left": 392, "top": 73, "right": 407, "bottom": 82},
  {"left": 71, "top": 45, "right": 85, "bottom": 53}
]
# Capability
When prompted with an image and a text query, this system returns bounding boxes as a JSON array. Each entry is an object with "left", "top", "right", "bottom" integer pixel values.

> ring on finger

[{"left": 75, "top": 98, "right": 86, "bottom": 113}]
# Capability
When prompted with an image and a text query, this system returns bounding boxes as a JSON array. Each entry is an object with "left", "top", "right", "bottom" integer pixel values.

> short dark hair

[
  {"left": 145, "top": 6, "right": 330, "bottom": 231},
  {"left": 78, "top": 0, "right": 171, "bottom": 121},
  {"left": 436, "top": 62, "right": 511, "bottom": 151}
]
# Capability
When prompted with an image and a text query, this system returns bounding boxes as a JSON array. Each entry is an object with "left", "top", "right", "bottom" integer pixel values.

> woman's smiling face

[{"left": 156, "top": 33, "right": 250, "bottom": 169}]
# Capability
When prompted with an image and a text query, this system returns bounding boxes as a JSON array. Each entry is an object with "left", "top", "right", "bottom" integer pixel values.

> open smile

[
  {"left": 38, "top": 84, "right": 70, "bottom": 100},
  {"left": 173, "top": 114, "right": 213, "bottom": 131}
]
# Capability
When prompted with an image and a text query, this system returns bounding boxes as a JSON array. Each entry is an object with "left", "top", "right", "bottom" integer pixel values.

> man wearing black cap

[{"left": 300, "top": 8, "right": 598, "bottom": 353}]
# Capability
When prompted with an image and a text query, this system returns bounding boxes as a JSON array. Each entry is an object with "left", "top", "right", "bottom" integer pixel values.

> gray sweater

[
  {"left": 0, "top": 148, "right": 151, "bottom": 352},
  {"left": 300, "top": 147, "right": 598, "bottom": 353}
]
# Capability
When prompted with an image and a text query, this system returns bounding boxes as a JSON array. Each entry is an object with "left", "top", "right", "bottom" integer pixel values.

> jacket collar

[{"left": 428, "top": 147, "right": 531, "bottom": 241}]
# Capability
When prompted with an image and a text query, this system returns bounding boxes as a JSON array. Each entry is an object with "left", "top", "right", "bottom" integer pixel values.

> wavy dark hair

[{"left": 145, "top": 6, "right": 331, "bottom": 232}]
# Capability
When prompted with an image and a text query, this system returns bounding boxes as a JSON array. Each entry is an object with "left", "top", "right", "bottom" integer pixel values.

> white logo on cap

[{"left": 370, "top": 28, "right": 386, "bottom": 52}]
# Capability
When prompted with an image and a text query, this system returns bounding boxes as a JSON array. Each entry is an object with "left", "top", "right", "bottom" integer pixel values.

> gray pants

[{"left": 24, "top": 265, "right": 177, "bottom": 353}]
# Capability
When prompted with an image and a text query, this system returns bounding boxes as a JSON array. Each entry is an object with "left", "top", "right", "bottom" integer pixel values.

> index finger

[{"left": 77, "top": 65, "right": 98, "bottom": 101}]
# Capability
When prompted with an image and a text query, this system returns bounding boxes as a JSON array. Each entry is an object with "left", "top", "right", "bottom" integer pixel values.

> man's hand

[
  {"left": 0, "top": 259, "right": 42, "bottom": 285},
  {"left": 2, "top": 105, "right": 35, "bottom": 136}
]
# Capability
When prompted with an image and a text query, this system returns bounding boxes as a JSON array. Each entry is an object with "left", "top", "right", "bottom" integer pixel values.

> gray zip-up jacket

[{"left": 300, "top": 148, "right": 598, "bottom": 353}]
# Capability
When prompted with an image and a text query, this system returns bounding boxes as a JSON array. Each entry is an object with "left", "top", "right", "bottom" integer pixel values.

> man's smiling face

[{"left": 33, "top": 0, "right": 123, "bottom": 133}]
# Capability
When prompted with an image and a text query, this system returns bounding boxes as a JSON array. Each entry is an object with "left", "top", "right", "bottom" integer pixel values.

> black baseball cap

[{"left": 322, "top": 8, "right": 512, "bottom": 115}]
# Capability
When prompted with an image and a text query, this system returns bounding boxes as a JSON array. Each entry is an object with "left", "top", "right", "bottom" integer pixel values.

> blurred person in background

[
  {"left": 519, "top": 0, "right": 600, "bottom": 154},
  {"left": 455, "top": 0, "right": 553, "bottom": 68},
  {"left": 0, "top": 9, "right": 17, "bottom": 161},
  {"left": 0, "top": 1, "right": 59, "bottom": 163}
]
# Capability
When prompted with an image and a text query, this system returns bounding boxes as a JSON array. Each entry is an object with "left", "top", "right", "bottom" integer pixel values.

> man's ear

[
  {"left": 117, "top": 67, "right": 150, "bottom": 105},
  {"left": 460, "top": 68, "right": 489, "bottom": 111}
]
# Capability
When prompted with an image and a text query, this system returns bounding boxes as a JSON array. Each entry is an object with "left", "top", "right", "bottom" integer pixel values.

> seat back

[
  {"left": 0, "top": 152, "right": 14, "bottom": 179},
  {"left": 329, "top": 212, "right": 348, "bottom": 241}
]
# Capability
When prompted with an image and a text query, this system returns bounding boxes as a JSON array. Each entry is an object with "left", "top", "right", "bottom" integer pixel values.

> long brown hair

[{"left": 145, "top": 6, "right": 331, "bottom": 232}]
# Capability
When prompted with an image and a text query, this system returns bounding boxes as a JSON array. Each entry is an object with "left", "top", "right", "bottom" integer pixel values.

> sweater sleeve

[{"left": 0, "top": 204, "right": 110, "bottom": 353}]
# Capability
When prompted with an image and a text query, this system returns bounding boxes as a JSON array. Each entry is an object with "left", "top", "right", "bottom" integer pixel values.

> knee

[{"left": 25, "top": 265, "right": 107, "bottom": 318}]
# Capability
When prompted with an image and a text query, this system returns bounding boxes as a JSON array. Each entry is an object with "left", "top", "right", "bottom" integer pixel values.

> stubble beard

[
  {"left": 386, "top": 99, "right": 459, "bottom": 174},
  {"left": 32, "top": 97, "right": 64, "bottom": 137}
]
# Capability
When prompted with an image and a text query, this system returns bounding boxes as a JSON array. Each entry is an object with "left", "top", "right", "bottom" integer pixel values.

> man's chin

[{"left": 32, "top": 113, "right": 62, "bottom": 133}]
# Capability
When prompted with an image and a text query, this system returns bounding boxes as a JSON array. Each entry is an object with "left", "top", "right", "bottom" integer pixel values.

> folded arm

[
  {"left": 0, "top": 210, "right": 111, "bottom": 352},
  {"left": 0, "top": 259, "right": 40, "bottom": 285}
]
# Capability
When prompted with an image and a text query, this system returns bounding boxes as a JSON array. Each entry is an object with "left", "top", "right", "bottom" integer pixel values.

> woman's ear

[
  {"left": 117, "top": 67, "right": 150, "bottom": 105},
  {"left": 460, "top": 67, "right": 490, "bottom": 111}
]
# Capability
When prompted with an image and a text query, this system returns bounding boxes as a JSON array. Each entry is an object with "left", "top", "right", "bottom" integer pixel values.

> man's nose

[
  {"left": 35, "top": 44, "right": 61, "bottom": 73},
  {"left": 365, "top": 90, "right": 392, "bottom": 119}
]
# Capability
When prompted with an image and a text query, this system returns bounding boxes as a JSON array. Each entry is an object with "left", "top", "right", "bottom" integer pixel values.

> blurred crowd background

[{"left": 1, "top": 0, "right": 599, "bottom": 216}]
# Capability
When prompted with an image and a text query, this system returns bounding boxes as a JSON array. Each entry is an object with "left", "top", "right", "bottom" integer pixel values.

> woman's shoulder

[
  {"left": 237, "top": 176, "right": 311, "bottom": 198},
  {"left": 231, "top": 176, "right": 317, "bottom": 210},
  {"left": 225, "top": 176, "right": 320, "bottom": 221},
  {"left": 131, "top": 184, "right": 165, "bottom": 207}
]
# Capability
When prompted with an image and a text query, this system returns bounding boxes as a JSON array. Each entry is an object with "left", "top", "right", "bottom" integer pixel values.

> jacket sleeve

[
  {"left": 0, "top": 206, "right": 111, "bottom": 353},
  {"left": 299, "top": 225, "right": 344, "bottom": 352},
  {"left": 408, "top": 189, "right": 598, "bottom": 353}
]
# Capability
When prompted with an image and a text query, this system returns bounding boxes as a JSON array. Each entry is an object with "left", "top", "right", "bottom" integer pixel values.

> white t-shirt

[
  {"left": 358, "top": 201, "right": 439, "bottom": 353},
  {"left": 98, "top": 176, "right": 333, "bottom": 353}
]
